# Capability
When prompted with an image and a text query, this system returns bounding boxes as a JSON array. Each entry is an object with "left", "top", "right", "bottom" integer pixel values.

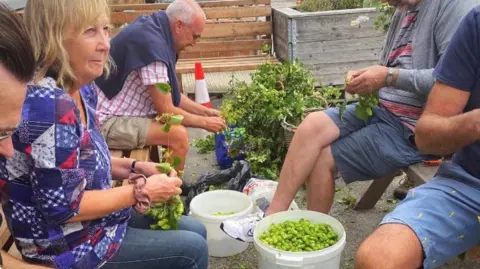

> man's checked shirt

[
  {"left": 96, "top": 62, "right": 169, "bottom": 125},
  {"left": 0, "top": 77, "right": 131, "bottom": 269}
]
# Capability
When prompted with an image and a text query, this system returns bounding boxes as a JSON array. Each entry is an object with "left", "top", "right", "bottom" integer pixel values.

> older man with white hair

[{"left": 95, "top": 0, "right": 226, "bottom": 171}]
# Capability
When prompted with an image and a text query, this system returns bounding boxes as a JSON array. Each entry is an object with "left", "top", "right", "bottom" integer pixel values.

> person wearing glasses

[
  {"left": 0, "top": 2, "right": 55, "bottom": 269},
  {"left": 94, "top": 0, "right": 226, "bottom": 171}
]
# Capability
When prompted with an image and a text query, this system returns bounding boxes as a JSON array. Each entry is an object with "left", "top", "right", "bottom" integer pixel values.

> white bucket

[
  {"left": 189, "top": 190, "right": 253, "bottom": 257},
  {"left": 254, "top": 210, "right": 346, "bottom": 269}
]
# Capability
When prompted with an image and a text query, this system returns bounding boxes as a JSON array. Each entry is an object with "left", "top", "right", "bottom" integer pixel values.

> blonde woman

[{"left": 0, "top": 1, "right": 208, "bottom": 269}]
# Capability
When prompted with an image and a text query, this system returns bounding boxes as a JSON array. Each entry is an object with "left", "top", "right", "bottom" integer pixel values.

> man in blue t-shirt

[{"left": 356, "top": 6, "right": 480, "bottom": 269}]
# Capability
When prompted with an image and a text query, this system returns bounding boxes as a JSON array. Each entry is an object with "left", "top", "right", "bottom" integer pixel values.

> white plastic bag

[{"left": 242, "top": 178, "right": 299, "bottom": 213}]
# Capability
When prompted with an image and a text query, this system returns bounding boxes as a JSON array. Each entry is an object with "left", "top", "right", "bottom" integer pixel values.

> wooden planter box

[{"left": 273, "top": 7, "right": 386, "bottom": 86}]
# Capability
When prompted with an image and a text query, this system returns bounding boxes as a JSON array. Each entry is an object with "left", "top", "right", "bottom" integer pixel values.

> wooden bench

[
  {"left": 109, "top": 0, "right": 278, "bottom": 92},
  {"left": 0, "top": 208, "right": 23, "bottom": 260},
  {"left": 109, "top": 146, "right": 160, "bottom": 187},
  {"left": 354, "top": 162, "right": 438, "bottom": 210}
]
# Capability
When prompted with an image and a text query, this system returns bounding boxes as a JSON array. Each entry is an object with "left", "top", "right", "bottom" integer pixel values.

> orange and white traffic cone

[{"left": 194, "top": 62, "right": 212, "bottom": 108}]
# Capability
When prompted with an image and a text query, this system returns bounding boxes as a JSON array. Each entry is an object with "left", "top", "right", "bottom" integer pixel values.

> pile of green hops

[
  {"left": 146, "top": 195, "right": 184, "bottom": 230},
  {"left": 259, "top": 219, "right": 339, "bottom": 252}
]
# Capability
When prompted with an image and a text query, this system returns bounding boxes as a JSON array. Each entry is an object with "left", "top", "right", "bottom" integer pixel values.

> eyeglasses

[{"left": 0, "top": 123, "right": 20, "bottom": 141}]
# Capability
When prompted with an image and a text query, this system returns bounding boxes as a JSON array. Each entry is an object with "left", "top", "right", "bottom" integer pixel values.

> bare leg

[
  {"left": 146, "top": 121, "right": 189, "bottom": 171},
  {"left": 266, "top": 112, "right": 340, "bottom": 215},
  {"left": 355, "top": 224, "right": 423, "bottom": 269},
  {"left": 306, "top": 146, "right": 336, "bottom": 213}
]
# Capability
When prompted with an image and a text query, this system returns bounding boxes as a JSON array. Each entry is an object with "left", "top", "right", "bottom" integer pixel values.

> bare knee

[
  {"left": 355, "top": 224, "right": 423, "bottom": 269},
  {"left": 168, "top": 125, "right": 189, "bottom": 152},
  {"left": 318, "top": 146, "right": 336, "bottom": 174},
  {"left": 298, "top": 111, "right": 340, "bottom": 144}
]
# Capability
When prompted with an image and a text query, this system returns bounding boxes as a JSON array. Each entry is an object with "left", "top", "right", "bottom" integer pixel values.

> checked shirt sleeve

[{"left": 21, "top": 85, "right": 86, "bottom": 225}]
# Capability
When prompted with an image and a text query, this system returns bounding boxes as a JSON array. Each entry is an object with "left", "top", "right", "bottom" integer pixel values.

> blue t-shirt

[{"left": 434, "top": 6, "right": 480, "bottom": 178}]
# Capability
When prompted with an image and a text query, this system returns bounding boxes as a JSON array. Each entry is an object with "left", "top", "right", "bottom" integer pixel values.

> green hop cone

[
  {"left": 169, "top": 115, "right": 184, "bottom": 125},
  {"left": 156, "top": 163, "right": 173, "bottom": 174}
]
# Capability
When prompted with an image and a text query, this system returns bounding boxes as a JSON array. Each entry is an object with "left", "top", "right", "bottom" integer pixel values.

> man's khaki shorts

[{"left": 100, "top": 117, "right": 152, "bottom": 150}]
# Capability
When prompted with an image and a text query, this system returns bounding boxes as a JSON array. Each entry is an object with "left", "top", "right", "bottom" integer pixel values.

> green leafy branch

[{"left": 145, "top": 82, "right": 185, "bottom": 231}]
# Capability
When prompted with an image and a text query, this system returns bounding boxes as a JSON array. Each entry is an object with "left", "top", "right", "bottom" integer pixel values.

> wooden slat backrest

[
  {"left": 110, "top": 6, "right": 271, "bottom": 24},
  {"left": 109, "top": 0, "right": 272, "bottom": 59},
  {"left": 109, "top": 0, "right": 270, "bottom": 11}
]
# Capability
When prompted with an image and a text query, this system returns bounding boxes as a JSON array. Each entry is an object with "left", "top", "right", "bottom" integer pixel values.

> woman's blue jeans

[{"left": 101, "top": 212, "right": 208, "bottom": 269}]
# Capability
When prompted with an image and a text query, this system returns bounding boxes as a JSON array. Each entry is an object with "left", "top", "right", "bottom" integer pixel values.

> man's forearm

[
  {"left": 160, "top": 104, "right": 205, "bottom": 129},
  {"left": 415, "top": 110, "right": 480, "bottom": 156},
  {"left": 179, "top": 94, "right": 208, "bottom": 116}
]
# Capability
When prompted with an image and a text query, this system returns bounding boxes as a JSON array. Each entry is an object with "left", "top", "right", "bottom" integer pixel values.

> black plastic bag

[{"left": 181, "top": 160, "right": 252, "bottom": 215}]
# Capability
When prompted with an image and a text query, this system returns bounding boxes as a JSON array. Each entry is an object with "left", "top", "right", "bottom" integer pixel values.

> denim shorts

[
  {"left": 381, "top": 161, "right": 480, "bottom": 268},
  {"left": 324, "top": 103, "right": 430, "bottom": 183}
]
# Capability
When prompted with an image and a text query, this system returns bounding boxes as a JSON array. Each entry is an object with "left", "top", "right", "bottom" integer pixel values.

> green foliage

[
  {"left": 355, "top": 93, "right": 379, "bottom": 121},
  {"left": 220, "top": 60, "right": 327, "bottom": 178},
  {"left": 155, "top": 82, "right": 171, "bottom": 94},
  {"left": 373, "top": 2, "right": 395, "bottom": 33},
  {"left": 155, "top": 113, "right": 184, "bottom": 133},
  {"left": 146, "top": 196, "right": 184, "bottom": 230},
  {"left": 192, "top": 134, "right": 216, "bottom": 154},
  {"left": 298, "top": 0, "right": 364, "bottom": 12}
]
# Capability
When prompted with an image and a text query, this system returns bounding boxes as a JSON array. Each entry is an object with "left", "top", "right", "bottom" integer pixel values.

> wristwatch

[
  {"left": 385, "top": 67, "right": 394, "bottom": 86},
  {"left": 130, "top": 159, "right": 138, "bottom": 174}
]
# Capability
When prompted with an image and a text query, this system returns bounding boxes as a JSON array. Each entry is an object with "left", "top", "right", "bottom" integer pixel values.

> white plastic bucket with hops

[{"left": 254, "top": 210, "right": 346, "bottom": 269}]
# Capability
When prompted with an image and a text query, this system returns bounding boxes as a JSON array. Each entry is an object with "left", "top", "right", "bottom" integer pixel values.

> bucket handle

[{"left": 275, "top": 253, "right": 304, "bottom": 267}]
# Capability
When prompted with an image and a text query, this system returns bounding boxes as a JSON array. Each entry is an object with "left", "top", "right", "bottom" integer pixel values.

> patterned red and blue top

[{"left": 0, "top": 77, "right": 130, "bottom": 269}]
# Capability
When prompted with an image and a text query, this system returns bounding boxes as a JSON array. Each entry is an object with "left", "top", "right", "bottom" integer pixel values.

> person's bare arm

[
  {"left": 148, "top": 85, "right": 203, "bottom": 126},
  {"left": 148, "top": 85, "right": 225, "bottom": 132},
  {"left": 415, "top": 81, "right": 479, "bottom": 156},
  {"left": 67, "top": 173, "right": 181, "bottom": 223},
  {"left": 110, "top": 157, "right": 135, "bottom": 181},
  {"left": 67, "top": 185, "right": 135, "bottom": 223},
  {"left": 2, "top": 251, "right": 51, "bottom": 269},
  {"left": 179, "top": 94, "right": 209, "bottom": 115}
]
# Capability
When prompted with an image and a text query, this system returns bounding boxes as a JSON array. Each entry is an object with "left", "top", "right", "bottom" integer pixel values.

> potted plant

[{"left": 273, "top": 0, "right": 389, "bottom": 86}]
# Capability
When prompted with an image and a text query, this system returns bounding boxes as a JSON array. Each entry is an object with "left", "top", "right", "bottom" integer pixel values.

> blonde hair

[{"left": 24, "top": 0, "right": 112, "bottom": 89}]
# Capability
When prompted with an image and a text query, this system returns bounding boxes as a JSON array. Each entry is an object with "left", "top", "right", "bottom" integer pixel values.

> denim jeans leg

[{"left": 101, "top": 213, "right": 208, "bottom": 269}]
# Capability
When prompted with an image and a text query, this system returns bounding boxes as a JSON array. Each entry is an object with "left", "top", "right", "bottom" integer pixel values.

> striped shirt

[
  {"left": 379, "top": 9, "right": 421, "bottom": 130},
  {"left": 96, "top": 61, "right": 169, "bottom": 124}
]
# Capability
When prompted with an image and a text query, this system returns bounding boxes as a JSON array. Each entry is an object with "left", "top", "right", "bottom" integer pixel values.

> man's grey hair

[{"left": 166, "top": 0, "right": 206, "bottom": 25}]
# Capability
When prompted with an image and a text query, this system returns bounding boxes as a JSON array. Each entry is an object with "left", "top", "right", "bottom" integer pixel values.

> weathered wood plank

[
  {"left": 111, "top": 21, "right": 272, "bottom": 38},
  {"left": 109, "top": 0, "right": 271, "bottom": 11},
  {"left": 403, "top": 163, "right": 437, "bottom": 185},
  {"left": 177, "top": 56, "right": 277, "bottom": 73},
  {"left": 111, "top": 6, "right": 271, "bottom": 24},
  {"left": 129, "top": 148, "right": 151, "bottom": 162},
  {"left": 355, "top": 173, "right": 398, "bottom": 210},
  {"left": 296, "top": 36, "right": 384, "bottom": 53},
  {"left": 0, "top": 208, "right": 12, "bottom": 251},
  {"left": 297, "top": 48, "right": 380, "bottom": 65},
  {"left": 273, "top": 35, "right": 290, "bottom": 61},
  {"left": 202, "top": 21, "right": 272, "bottom": 38},
  {"left": 182, "top": 39, "right": 270, "bottom": 53}
]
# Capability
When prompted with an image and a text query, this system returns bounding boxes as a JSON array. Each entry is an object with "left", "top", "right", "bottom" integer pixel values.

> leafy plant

[
  {"left": 192, "top": 134, "right": 216, "bottom": 154},
  {"left": 297, "top": 0, "right": 364, "bottom": 12},
  {"left": 145, "top": 82, "right": 185, "bottom": 230},
  {"left": 339, "top": 74, "right": 379, "bottom": 122},
  {"left": 373, "top": 1, "right": 395, "bottom": 33},
  {"left": 220, "top": 60, "right": 327, "bottom": 178}
]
